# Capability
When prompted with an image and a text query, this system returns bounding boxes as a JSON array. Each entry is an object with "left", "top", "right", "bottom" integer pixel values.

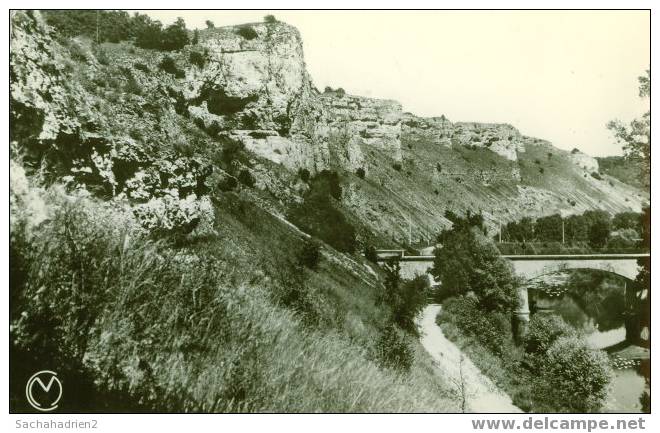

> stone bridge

[
  {"left": 503, "top": 254, "right": 648, "bottom": 339},
  {"left": 376, "top": 251, "right": 649, "bottom": 342}
]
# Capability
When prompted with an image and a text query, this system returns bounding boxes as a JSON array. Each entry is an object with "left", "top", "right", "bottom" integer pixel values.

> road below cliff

[{"left": 417, "top": 304, "right": 522, "bottom": 413}]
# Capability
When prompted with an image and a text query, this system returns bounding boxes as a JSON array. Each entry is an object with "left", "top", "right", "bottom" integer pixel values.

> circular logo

[{"left": 25, "top": 370, "right": 62, "bottom": 412}]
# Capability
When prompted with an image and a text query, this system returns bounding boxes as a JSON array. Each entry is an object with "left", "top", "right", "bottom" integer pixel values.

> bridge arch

[
  {"left": 506, "top": 256, "right": 641, "bottom": 282},
  {"left": 504, "top": 254, "right": 649, "bottom": 342}
]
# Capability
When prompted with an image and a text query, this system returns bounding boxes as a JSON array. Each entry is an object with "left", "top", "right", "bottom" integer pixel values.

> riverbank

[{"left": 417, "top": 305, "right": 522, "bottom": 413}]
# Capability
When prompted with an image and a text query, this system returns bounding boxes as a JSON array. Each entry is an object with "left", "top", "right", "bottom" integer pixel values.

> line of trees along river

[{"left": 429, "top": 209, "right": 648, "bottom": 413}]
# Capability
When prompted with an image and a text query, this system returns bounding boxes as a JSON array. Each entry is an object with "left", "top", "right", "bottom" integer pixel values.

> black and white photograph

[{"left": 5, "top": 3, "right": 654, "bottom": 428}]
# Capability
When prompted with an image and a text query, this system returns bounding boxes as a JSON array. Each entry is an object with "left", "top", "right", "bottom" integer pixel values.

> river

[{"left": 533, "top": 287, "right": 649, "bottom": 413}]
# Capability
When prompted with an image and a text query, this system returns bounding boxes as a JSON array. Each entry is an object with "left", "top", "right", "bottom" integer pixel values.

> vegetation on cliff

[
  {"left": 10, "top": 11, "right": 457, "bottom": 413},
  {"left": 433, "top": 213, "right": 612, "bottom": 413}
]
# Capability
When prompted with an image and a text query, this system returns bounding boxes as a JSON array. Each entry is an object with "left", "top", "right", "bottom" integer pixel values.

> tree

[
  {"left": 432, "top": 211, "right": 519, "bottom": 312},
  {"left": 607, "top": 70, "right": 650, "bottom": 188},
  {"left": 135, "top": 16, "right": 164, "bottom": 49},
  {"left": 380, "top": 259, "right": 428, "bottom": 334},
  {"left": 583, "top": 210, "right": 611, "bottom": 248},
  {"left": 205, "top": 20, "right": 215, "bottom": 29},
  {"left": 612, "top": 211, "right": 642, "bottom": 233},
  {"left": 564, "top": 214, "right": 588, "bottom": 242},
  {"left": 588, "top": 217, "right": 611, "bottom": 249},
  {"left": 634, "top": 206, "right": 650, "bottom": 347},
  {"left": 504, "top": 217, "right": 533, "bottom": 242},
  {"left": 160, "top": 17, "right": 189, "bottom": 51},
  {"left": 534, "top": 214, "right": 563, "bottom": 242},
  {"left": 264, "top": 14, "right": 277, "bottom": 23},
  {"left": 191, "top": 29, "right": 199, "bottom": 45}
]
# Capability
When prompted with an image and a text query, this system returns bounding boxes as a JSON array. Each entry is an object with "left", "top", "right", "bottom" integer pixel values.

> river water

[{"left": 533, "top": 289, "right": 649, "bottom": 413}]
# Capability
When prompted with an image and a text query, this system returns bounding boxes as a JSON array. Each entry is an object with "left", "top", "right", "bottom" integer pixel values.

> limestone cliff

[
  {"left": 402, "top": 114, "right": 524, "bottom": 161},
  {"left": 10, "top": 12, "right": 648, "bottom": 249},
  {"left": 184, "top": 22, "right": 403, "bottom": 174},
  {"left": 569, "top": 149, "right": 600, "bottom": 173}
]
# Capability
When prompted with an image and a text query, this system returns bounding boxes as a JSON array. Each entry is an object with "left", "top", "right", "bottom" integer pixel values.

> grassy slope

[
  {"left": 596, "top": 156, "right": 647, "bottom": 191},
  {"left": 342, "top": 129, "right": 647, "bottom": 249},
  {"left": 10, "top": 179, "right": 459, "bottom": 413},
  {"left": 9, "top": 24, "right": 458, "bottom": 412}
]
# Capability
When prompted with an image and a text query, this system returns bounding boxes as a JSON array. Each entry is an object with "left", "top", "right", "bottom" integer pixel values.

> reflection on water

[
  {"left": 533, "top": 283, "right": 649, "bottom": 413},
  {"left": 606, "top": 367, "right": 647, "bottom": 413}
]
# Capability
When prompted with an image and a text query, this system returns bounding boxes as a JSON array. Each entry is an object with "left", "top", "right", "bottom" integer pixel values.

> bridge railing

[{"left": 495, "top": 241, "right": 648, "bottom": 256}]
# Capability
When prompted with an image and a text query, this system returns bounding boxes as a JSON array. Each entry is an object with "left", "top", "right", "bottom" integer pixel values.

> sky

[{"left": 141, "top": 10, "right": 650, "bottom": 156}]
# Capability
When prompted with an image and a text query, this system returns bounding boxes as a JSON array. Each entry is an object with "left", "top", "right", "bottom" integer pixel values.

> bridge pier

[{"left": 513, "top": 285, "right": 530, "bottom": 340}]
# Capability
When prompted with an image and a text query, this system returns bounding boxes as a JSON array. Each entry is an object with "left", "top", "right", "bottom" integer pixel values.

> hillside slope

[
  {"left": 10, "top": 11, "right": 459, "bottom": 413},
  {"left": 9, "top": 11, "right": 647, "bottom": 412}
]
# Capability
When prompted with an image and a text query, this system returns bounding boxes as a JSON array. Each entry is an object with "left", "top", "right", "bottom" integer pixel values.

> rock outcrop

[
  {"left": 569, "top": 149, "right": 599, "bottom": 173},
  {"left": 402, "top": 114, "right": 524, "bottom": 161},
  {"left": 184, "top": 22, "right": 403, "bottom": 173}
]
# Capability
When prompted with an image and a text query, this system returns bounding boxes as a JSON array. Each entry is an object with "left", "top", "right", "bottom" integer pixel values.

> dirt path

[{"left": 417, "top": 304, "right": 522, "bottom": 413}]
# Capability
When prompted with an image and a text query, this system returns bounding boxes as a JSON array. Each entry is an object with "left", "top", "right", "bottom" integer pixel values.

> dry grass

[{"left": 10, "top": 185, "right": 457, "bottom": 413}]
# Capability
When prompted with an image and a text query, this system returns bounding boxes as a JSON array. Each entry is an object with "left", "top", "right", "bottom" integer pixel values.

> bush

[
  {"left": 269, "top": 259, "right": 327, "bottom": 328},
  {"left": 219, "top": 136, "right": 246, "bottom": 166},
  {"left": 134, "top": 62, "right": 150, "bottom": 73},
  {"left": 189, "top": 50, "right": 206, "bottom": 68},
  {"left": 298, "top": 168, "right": 311, "bottom": 183},
  {"left": 264, "top": 14, "right": 277, "bottom": 23},
  {"left": 297, "top": 239, "right": 321, "bottom": 270},
  {"left": 159, "top": 55, "right": 184, "bottom": 78},
  {"left": 237, "top": 169, "right": 256, "bottom": 188},
  {"left": 364, "top": 245, "right": 378, "bottom": 263},
  {"left": 392, "top": 163, "right": 402, "bottom": 171},
  {"left": 534, "top": 336, "right": 612, "bottom": 412},
  {"left": 236, "top": 25, "right": 258, "bottom": 40},
  {"left": 522, "top": 314, "right": 575, "bottom": 358},
  {"left": 94, "top": 45, "right": 110, "bottom": 65},
  {"left": 591, "top": 171, "right": 602, "bottom": 180},
  {"left": 605, "top": 231, "right": 638, "bottom": 250},
  {"left": 217, "top": 175, "right": 238, "bottom": 192},
  {"left": 356, "top": 167, "right": 366, "bottom": 179},
  {"left": 373, "top": 324, "right": 413, "bottom": 372},
  {"left": 439, "top": 296, "right": 515, "bottom": 356},
  {"left": 308, "top": 170, "right": 342, "bottom": 201},
  {"left": 336, "top": 88, "right": 346, "bottom": 97},
  {"left": 132, "top": 193, "right": 215, "bottom": 239},
  {"left": 380, "top": 260, "right": 428, "bottom": 334}
]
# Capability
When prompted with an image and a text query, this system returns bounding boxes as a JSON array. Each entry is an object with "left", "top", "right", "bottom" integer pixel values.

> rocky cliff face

[
  {"left": 10, "top": 12, "right": 647, "bottom": 249},
  {"left": 402, "top": 114, "right": 524, "bottom": 161},
  {"left": 569, "top": 149, "right": 599, "bottom": 173},
  {"left": 184, "top": 22, "right": 403, "bottom": 174}
]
